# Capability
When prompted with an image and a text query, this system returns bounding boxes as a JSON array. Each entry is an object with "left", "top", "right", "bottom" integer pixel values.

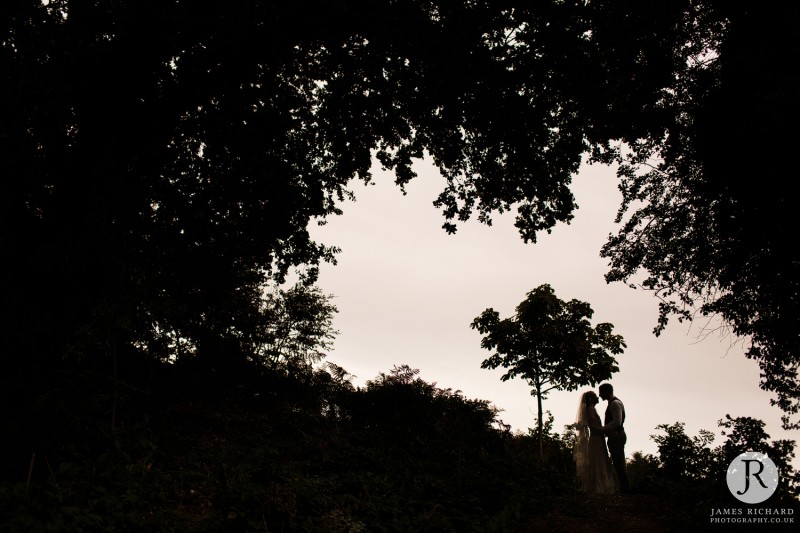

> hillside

[{"left": 3, "top": 362, "right": 797, "bottom": 532}]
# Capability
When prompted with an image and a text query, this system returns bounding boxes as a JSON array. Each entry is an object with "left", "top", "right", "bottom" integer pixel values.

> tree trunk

[{"left": 536, "top": 380, "right": 544, "bottom": 460}]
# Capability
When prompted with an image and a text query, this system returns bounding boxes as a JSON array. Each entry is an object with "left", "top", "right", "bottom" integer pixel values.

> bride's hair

[{"left": 575, "top": 390, "right": 598, "bottom": 427}]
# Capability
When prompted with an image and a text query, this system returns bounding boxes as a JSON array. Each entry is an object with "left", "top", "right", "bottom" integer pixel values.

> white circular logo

[{"left": 726, "top": 451, "right": 779, "bottom": 504}]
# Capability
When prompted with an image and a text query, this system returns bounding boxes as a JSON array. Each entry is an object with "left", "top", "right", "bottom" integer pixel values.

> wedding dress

[{"left": 573, "top": 391, "right": 616, "bottom": 494}]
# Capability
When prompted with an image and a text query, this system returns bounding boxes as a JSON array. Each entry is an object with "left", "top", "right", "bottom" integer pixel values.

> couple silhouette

[{"left": 573, "top": 383, "right": 630, "bottom": 495}]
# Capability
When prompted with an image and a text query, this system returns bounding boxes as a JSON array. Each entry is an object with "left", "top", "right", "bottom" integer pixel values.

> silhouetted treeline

[
  {"left": 627, "top": 417, "right": 800, "bottom": 528},
  {"left": 2, "top": 356, "right": 797, "bottom": 532},
  {"left": 0, "top": 360, "right": 575, "bottom": 532}
]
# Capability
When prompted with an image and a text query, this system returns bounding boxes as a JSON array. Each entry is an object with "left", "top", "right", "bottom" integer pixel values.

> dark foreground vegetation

[
  {"left": 2, "top": 359, "right": 797, "bottom": 532},
  {"left": 1, "top": 361, "right": 568, "bottom": 532}
]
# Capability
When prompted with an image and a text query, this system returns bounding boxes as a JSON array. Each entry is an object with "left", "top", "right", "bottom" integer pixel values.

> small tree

[
  {"left": 717, "top": 415, "right": 799, "bottom": 498},
  {"left": 471, "top": 284, "right": 625, "bottom": 459},
  {"left": 254, "top": 283, "right": 338, "bottom": 368},
  {"left": 650, "top": 422, "right": 717, "bottom": 481}
]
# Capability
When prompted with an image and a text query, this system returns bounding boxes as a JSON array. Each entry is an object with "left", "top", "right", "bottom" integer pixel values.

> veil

[
  {"left": 572, "top": 391, "right": 593, "bottom": 476},
  {"left": 574, "top": 391, "right": 594, "bottom": 428}
]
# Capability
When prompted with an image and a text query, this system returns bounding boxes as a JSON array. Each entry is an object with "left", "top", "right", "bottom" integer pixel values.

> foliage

[
  {"left": 2, "top": 347, "right": 797, "bottom": 532},
  {"left": 472, "top": 284, "right": 625, "bottom": 457},
  {"left": 644, "top": 415, "right": 800, "bottom": 526},
  {"left": 651, "top": 422, "right": 718, "bottom": 481},
  {"left": 596, "top": 2, "right": 800, "bottom": 428},
  {"left": 716, "top": 414, "right": 800, "bottom": 496},
  {"left": 625, "top": 451, "right": 661, "bottom": 493},
  {"left": 253, "top": 283, "right": 338, "bottom": 368},
  {"left": 0, "top": 362, "right": 574, "bottom": 532},
  {"left": 3, "top": 0, "right": 625, "bottom": 375},
  {"left": 651, "top": 417, "right": 799, "bottom": 496}
]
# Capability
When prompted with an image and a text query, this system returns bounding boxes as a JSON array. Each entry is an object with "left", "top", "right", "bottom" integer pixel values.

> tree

[
  {"left": 596, "top": 3, "right": 800, "bottom": 429},
  {"left": 649, "top": 416, "right": 799, "bottom": 499},
  {"left": 717, "top": 414, "right": 799, "bottom": 497},
  {"left": 471, "top": 284, "right": 625, "bottom": 458},
  {"left": 650, "top": 422, "right": 717, "bottom": 481},
  {"left": 253, "top": 283, "right": 338, "bottom": 369}
]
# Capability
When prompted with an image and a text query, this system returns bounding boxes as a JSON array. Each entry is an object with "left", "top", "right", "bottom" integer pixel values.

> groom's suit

[{"left": 604, "top": 396, "right": 630, "bottom": 493}]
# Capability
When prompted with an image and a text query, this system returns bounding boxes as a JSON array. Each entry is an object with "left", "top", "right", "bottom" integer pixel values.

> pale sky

[{"left": 308, "top": 156, "right": 797, "bottom": 468}]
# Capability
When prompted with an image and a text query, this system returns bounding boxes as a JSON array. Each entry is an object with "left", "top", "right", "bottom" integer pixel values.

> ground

[{"left": 523, "top": 493, "right": 676, "bottom": 532}]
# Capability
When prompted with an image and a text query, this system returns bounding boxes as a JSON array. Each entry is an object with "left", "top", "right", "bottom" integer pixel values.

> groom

[{"left": 599, "top": 383, "right": 630, "bottom": 494}]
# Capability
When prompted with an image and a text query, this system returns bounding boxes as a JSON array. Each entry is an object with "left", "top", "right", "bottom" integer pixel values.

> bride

[{"left": 573, "top": 390, "right": 615, "bottom": 494}]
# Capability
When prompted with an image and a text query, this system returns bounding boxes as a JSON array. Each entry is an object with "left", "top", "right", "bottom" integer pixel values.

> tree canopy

[
  {"left": 597, "top": 2, "right": 800, "bottom": 427},
  {"left": 2, "top": 1, "right": 798, "bottom": 424}
]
